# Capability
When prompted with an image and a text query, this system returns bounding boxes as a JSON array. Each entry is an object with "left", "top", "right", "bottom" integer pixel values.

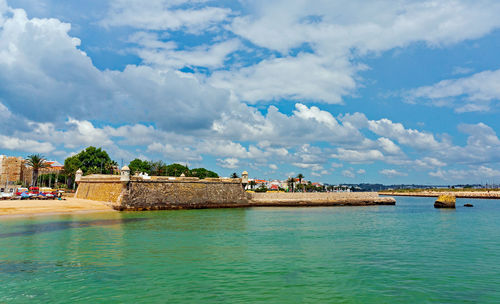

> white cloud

[
  {"left": 407, "top": 69, "right": 500, "bottom": 112},
  {"left": 0, "top": 135, "right": 54, "bottom": 154},
  {"left": 430, "top": 166, "right": 500, "bottom": 182},
  {"left": 342, "top": 170, "right": 355, "bottom": 178},
  {"left": 269, "top": 164, "right": 278, "bottom": 170},
  {"left": 368, "top": 119, "right": 441, "bottom": 150},
  {"left": 217, "top": 157, "right": 239, "bottom": 169},
  {"left": 102, "top": 0, "right": 231, "bottom": 32},
  {"left": 333, "top": 148, "right": 384, "bottom": 164},
  {"left": 380, "top": 169, "right": 408, "bottom": 178}
]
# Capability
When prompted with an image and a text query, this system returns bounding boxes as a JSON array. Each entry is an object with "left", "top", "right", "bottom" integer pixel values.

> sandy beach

[{"left": 0, "top": 198, "right": 115, "bottom": 217}]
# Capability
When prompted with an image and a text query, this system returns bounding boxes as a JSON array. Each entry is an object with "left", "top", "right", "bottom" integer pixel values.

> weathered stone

[
  {"left": 464, "top": 203, "right": 474, "bottom": 207},
  {"left": 434, "top": 195, "right": 456, "bottom": 208}
]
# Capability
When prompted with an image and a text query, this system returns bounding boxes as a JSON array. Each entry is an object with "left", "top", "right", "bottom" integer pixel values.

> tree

[
  {"left": 25, "top": 154, "right": 49, "bottom": 186},
  {"left": 296, "top": 173, "right": 304, "bottom": 192},
  {"left": 287, "top": 177, "right": 295, "bottom": 192},
  {"left": 231, "top": 172, "right": 239, "bottom": 178},
  {"left": 165, "top": 163, "right": 189, "bottom": 176},
  {"left": 129, "top": 159, "right": 152, "bottom": 175},
  {"left": 63, "top": 147, "right": 115, "bottom": 185},
  {"left": 249, "top": 180, "right": 257, "bottom": 190},
  {"left": 190, "top": 168, "right": 218, "bottom": 179}
]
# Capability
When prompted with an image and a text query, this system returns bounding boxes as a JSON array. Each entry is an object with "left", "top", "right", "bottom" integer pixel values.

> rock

[
  {"left": 464, "top": 203, "right": 474, "bottom": 207},
  {"left": 434, "top": 195, "right": 456, "bottom": 208}
]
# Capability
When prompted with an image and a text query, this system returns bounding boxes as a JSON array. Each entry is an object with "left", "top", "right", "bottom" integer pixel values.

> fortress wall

[
  {"left": 75, "top": 175, "right": 124, "bottom": 204},
  {"left": 75, "top": 175, "right": 248, "bottom": 210},
  {"left": 119, "top": 178, "right": 248, "bottom": 210}
]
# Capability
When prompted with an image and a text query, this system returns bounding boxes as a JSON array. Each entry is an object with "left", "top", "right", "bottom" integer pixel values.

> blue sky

[{"left": 2, "top": 0, "right": 500, "bottom": 185}]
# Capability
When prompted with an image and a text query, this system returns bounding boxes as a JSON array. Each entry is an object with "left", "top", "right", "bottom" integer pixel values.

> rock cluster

[{"left": 434, "top": 195, "right": 456, "bottom": 208}]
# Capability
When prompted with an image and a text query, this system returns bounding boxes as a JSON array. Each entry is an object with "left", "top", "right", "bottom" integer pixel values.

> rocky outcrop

[
  {"left": 434, "top": 195, "right": 456, "bottom": 208},
  {"left": 464, "top": 203, "right": 474, "bottom": 207}
]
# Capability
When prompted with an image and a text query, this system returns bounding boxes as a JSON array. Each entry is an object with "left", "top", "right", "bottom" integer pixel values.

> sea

[{"left": 0, "top": 196, "right": 499, "bottom": 303}]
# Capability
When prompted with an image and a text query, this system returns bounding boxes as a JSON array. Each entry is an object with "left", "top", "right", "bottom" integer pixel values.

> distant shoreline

[{"left": 379, "top": 191, "right": 500, "bottom": 199}]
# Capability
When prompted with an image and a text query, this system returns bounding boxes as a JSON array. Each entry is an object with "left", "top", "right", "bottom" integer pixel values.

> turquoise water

[{"left": 1, "top": 197, "right": 500, "bottom": 303}]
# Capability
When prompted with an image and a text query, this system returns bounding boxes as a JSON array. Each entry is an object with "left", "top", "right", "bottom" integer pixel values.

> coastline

[
  {"left": 379, "top": 191, "right": 500, "bottom": 199},
  {"left": 0, "top": 198, "right": 116, "bottom": 217}
]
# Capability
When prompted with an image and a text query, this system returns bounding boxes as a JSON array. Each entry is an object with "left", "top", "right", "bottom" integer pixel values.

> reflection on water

[{"left": 0, "top": 218, "right": 149, "bottom": 239}]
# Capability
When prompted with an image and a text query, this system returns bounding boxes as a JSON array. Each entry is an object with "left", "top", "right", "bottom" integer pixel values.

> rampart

[{"left": 75, "top": 175, "right": 249, "bottom": 210}]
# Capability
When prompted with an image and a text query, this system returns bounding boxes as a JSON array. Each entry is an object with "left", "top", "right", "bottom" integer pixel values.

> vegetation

[
  {"left": 254, "top": 185, "right": 268, "bottom": 192},
  {"left": 64, "top": 147, "right": 117, "bottom": 186},
  {"left": 287, "top": 177, "right": 295, "bottom": 192},
  {"left": 127, "top": 159, "right": 218, "bottom": 179},
  {"left": 25, "top": 154, "right": 49, "bottom": 186},
  {"left": 231, "top": 172, "right": 239, "bottom": 178},
  {"left": 190, "top": 168, "right": 218, "bottom": 179},
  {"left": 248, "top": 180, "right": 257, "bottom": 190}
]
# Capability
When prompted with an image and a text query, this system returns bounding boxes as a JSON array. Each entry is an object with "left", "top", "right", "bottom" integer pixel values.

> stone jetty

[{"left": 380, "top": 190, "right": 500, "bottom": 199}]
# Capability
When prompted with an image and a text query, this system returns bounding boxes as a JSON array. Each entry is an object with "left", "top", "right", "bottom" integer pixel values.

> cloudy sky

[{"left": 1, "top": 0, "right": 500, "bottom": 184}]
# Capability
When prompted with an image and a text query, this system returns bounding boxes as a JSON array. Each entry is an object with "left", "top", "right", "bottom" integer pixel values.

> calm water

[{"left": 1, "top": 197, "right": 499, "bottom": 303}]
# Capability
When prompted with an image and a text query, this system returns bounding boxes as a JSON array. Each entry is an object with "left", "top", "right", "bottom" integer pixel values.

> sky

[{"left": 1, "top": 0, "right": 500, "bottom": 185}]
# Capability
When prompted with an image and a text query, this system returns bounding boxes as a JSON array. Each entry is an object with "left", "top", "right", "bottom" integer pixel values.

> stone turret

[
  {"left": 241, "top": 171, "right": 248, "bottom": 189},
  {"left": 75, "top": 169, "right": 83, "bottom": 184},
  {"left": 120, "top": 166, "right": 130, "bottom": 183}
]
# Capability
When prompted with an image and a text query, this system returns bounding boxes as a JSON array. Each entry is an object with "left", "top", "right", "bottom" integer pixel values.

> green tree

[
  {"left": 231, "top": 172, "right": 239, "bottom": 178},
  {"left": 296, "top": 173, "right": 304, "bottom": 192},
  {"left": 287, "top": 177, "right": 295, "bottom": 192},
  {"left": 63, "top": 147, "right": 115, "bottom": 185},
  {"left": 249, "top": 180, "right": 257, "bottom": 190},
  {"left": 165, "top": 163, "right": 189, "bottom": 176},
  {"left": 25, "top": 154, "right": 49, "bottom": 186},
  {"left": 129, "top": 159, "right": 152, "bottom": 175},
  {"left": 190, "top": 168, "right": 218, "bottom": 179}
]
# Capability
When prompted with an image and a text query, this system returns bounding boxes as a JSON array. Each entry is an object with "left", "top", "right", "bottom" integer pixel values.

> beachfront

[{"left": 0, "top": 198, "right": 114, "bottom": 216}]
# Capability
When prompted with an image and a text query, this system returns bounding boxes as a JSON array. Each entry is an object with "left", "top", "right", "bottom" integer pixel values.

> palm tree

[
  {"left": 25, "top": 154, "right": 49, "bottom": 187},
  {"left": 249, "top": 180, "right": 257, "bottom": 190},
  {"left": 287, "top": 177, "right": 295, "bottom": 192},
  {"left": 297, "top": 173, "right": 304, "bottom": 192}
]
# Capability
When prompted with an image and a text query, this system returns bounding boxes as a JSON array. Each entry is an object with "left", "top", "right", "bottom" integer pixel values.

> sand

[{"left": 0, "top": 198, "right": 116, "bottom": 217}]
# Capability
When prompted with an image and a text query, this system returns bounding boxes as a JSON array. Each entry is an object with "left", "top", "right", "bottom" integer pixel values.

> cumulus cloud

[
  {"left": 102, "top": 0, "right": 231, "bottom": 32},
  {"left": 332, "top": 149, "right": 384, "bottom": 164},
  {"left": 0, "top": 5, "right": 231, "bottom": 131},
  {"left": 0, "top": 135, "right": 54, "bottom": 154},
  {"left": 407, "top": 69, "right": 500, "bottom": 112},
  {"left": 217, "top": 158, "right": 239, "bottom": 169},
  {"left": 429, "top": 166, "right": 500, "bottom": 182},
  {"left": 380, "top": 169, "right": 408, "bottom": 178}
]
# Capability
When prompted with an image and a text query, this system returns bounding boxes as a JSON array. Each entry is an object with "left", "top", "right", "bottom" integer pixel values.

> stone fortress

[{"left": 75, "top": 167, "right": 395, "bottom": 210}]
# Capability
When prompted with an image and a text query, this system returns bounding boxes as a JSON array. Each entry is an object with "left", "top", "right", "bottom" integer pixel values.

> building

[
  {"left": 0, "top": 155, "right": 29, "bottom": 191},
  {"left": 0, "top": 156, "right": 65, "bottom": 191}
]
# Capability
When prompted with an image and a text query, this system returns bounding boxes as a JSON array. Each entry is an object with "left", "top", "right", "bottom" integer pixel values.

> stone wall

[
  {"left": 119, "top": 177, "right": 248, "bottom": 210},
  {"left": 75, "top": 175, "right": 249, "bottom": 210},
  {"left": 249, "top": 192, "right": 395, "bottom": 206},
  {"left": 75, "top": 175, "right": 124, "bottom": 204}
]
